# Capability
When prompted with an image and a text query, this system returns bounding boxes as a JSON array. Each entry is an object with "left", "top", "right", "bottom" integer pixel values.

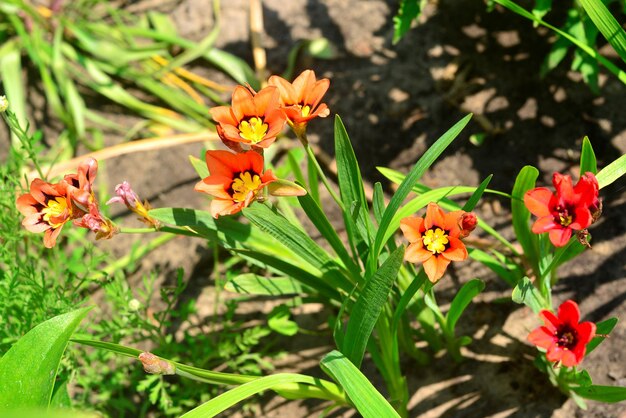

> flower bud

[
  {"left": 138, "top": 352, "right": 175, "bottom": 375},
  {"left": 459, "top": 212, "right": 477, "bottom": 238}
]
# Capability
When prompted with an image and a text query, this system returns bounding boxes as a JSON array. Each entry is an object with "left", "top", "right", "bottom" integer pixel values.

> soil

[{"left": 3, "top": 0, "right": 626, "bottom": 417}]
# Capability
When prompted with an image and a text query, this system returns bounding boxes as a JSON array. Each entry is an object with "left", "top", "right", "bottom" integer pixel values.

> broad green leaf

[
  {"left": 298, "top": 192, "right": 361, "bottom": 281},
  {"left": 343, "top": 247, "right": 405, "bottom": 367},
  {"left": 462, "top": 175, "right": 492, "bottom": 211},
  {"left": 511, "top": 166, "right": 540, "bottom": 272},
  {"left": 371, "top": 114, "right": 472, "bottom": 269},
  {"left": 579, "top": 136, "right": 597, "bottom": 174},
  {"left": 511, "top": 277, "right": 548, "bottom": 313},
  {"left": 224, "top": 274, "right": 305, "bottom": 296},
  {"left": 596, "top": 154, "right": 626, "bottom": 189},
  {"left": 321, "top": 350, "right": 400, "bottom": 418},
  {"left": 578, "top": 0, "right": 626, "bottom": 65},
  {"left": 268, "top": 305, "right": 299, "bottom": 336},
  {"left": 335, "top": 115, "right": 373, "bottom": 246},
  {"left": 446, "top": 279, "right": 485, "bottom": 332},
  {"left": 573, "top": 385, "right": 626, "bottom": 403},
  {"left": 0, "top": 308, "right": 91, "bottom": 409},
  {"left": 586, "top": 317, "right": 618, "bottom": 354}
]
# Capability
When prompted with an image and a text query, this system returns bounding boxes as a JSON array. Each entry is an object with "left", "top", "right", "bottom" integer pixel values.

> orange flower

[
  {"left": 195, "top": 150, "right": 306, "bottom": 218},
  {"left": 16, "top": 158, "right": 117, "bottom": 247},
  {"left": 400, "top": 203, "right": 472, "bottom": 283},
  {"left": 268, "top": 70, "right": 330, "bottom": 135},
  {"left": 210, "top": 86, "right": 286, "bottom": 149},
  {"left": 17, "top": 179, "right": 73, "bottom": 248}
]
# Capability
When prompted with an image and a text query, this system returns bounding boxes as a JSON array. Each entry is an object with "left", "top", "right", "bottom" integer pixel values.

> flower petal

[
  {"left": 548, "top": 227, "right": 572, "bottom": 247},
  {"left": 405, "top": 243, "right": 433, "bottom": 264},
  {"left": 524, "top": 188, "right": 554, "bottom": 217},
  {"left": 528, "top": 326, "right": 555, "bottom": 350},
  {"left": 400, "top": 216, "right": 424, "bottom": 243},
  {"left": 531, "top": 216, "right": 559, "bottom": 233},
  {"left": 557, "top": 300, "right": 580, "bottom": 329},
  {"left": 442, "top": 237, "right": 468, "bottom": 261},
  {"left": 423, "top": 255, "right": 450, "bottom": 283},
  {"left": 424, "top": 202, "right": 445, "bottom": 230}
]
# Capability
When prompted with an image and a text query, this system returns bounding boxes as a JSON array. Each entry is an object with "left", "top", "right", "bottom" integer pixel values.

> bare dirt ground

[{"left": 2, "top": 0, "right": 625, "bottom": 416}]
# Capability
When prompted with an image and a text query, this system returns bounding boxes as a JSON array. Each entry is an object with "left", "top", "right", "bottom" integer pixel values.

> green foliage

[
  {"left": 0, "top": 308, "right": 90, "bottom": 409},
  {"left": 392, "top": 0, "right": 426, "bottom": 44}
]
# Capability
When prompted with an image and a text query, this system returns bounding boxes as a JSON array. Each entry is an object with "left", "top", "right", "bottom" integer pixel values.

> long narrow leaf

[
  {"left": 343, "top": 247, "right": 405, "bottom": 367},
  {"left": 596, "top": 154, "right": 626, "bottom": 189},
  {"left": 578, "top": 0, "right": 626, "bottom": 65},
  {"left": 321, "top": 350, "right": 400, "bottom": 418},
  {"left": 511, "top": 166, "right": 540, "bottom": 271}
]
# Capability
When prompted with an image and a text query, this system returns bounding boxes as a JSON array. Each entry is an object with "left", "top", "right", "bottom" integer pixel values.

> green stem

[{"left": 298, "top": 132, "right": 344, "bottom": 210}]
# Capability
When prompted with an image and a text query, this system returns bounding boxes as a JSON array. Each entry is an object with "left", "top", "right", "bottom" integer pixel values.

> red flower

[
  {"left": 268, "top": 70, "right": 330, "bottom": 135},
  {"left": 210, "top": 86, "right": 286, "bottom": 149},
  {"left": 524, "top": 172, "right": 600, "bottom": 247},
  {"left": 194, "top": 150, "right": 305, "bottom": 218},
  {"left": 400, "top": 203, "right": 473, "bottom": 283},
  {"left": 528, "top": 300, "right": 596, "bottom": 367}
]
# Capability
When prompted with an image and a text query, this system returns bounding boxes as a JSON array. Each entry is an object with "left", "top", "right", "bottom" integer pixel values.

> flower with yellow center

[
  {"left": 400, "top": 203, "right": 471, "bottom": 283},
  {"left": 231, "top": 172, "right": 262, "bottom": 202},
  {"left": 238, "top": 117, "right": 269, "bottom": 144},
  {"left": 210, "top": 86, "right": 286, "bottom": 149},
  {"left": 422, "top": 228, "right": 449, "bottom": 254},
  {"left": 42, "top": 197, "right": 70, "bottom": 228}
]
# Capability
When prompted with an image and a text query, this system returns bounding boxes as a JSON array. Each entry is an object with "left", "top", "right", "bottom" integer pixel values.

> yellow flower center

[
  {"left": 231, "top": 172, "right": 262, "bottom": 203},
  {"left": 301, "top": 105, "right": 311, "bottom": 117},
  {"left": 239, "top": 117, "right": 268, "bottom": 143},
  {"left": 422, "top": 228, "right": 449, "bottom": 254},
  {"left": 42, "top": 197, "right": 69, "bottom": 228}
]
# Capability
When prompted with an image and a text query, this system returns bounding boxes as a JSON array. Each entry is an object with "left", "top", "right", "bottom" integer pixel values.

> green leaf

[
  {"left": 586, "top": 317, "right": 618, "bottom": 354},
  {"left": 579, "top": 136, "right": 597, "bottom": 175},
  {"left": 180, "top": 372, "right": 344, "bottom": 417},
  {"left": 189, "top": 155, "right": 209, "bottom": 179},
  {"left": 0, "top": 308, "right": 91, "bottom": 409},
  {"left": 393, "top": 0, "right": 424, "bottom": 44},
  {"left": 572, "top": 385, "right": 626, "bottom": 403},
  {"left": 511, "top": 166, "right": 540, "bottom": 271},
  {"left": 468, "top": 248, "right": 522, "bottom": 287},
  {"left": 596, "top": 154, "right": 626, "bottom": 189},
  {"left": 446, "top": 279, "right": 485, "bottom": 332},
  {"left": 335, "top": 115, "right": 373, "bottom": 246},
  {"left": 371, "top": 114, "right": 472, "bottom": 269},
  {"left": 494, "top": 0, "right": 626, "bottom": 85},
  {"left": 0, "top": 40, "right": 27, "bottom": 146},
  {"left": 578, "top": 0, "right": 626, "bottom": 65},
  {"left": 373, "top": 182, "right": 386, "bottom": 224},
  {"left": 511, "top": 277, "right": 548, "bottom": 313},
  {"left": 321, "top": 350, "right": 400, "bottom": 418},
  {"left": 532, "top": 0, "right": 552, "bottom": 20},
  {"left": 268, "top": 305, "right": 299, "bottom": 336},
  {"left": 343, "top": 247, "right": 405, "bottom": 367},
  {"left": 224, "top": 274, "right": 305, "bottom": 296},
  {"left": 462, "top": 175, "right": 492, "bottom": 211},
  {"left": 243, "top": 204, "right": 335, "bottom": 273},
  {"left": 297, "top": 192, "right": 361, "bottom": 281}
]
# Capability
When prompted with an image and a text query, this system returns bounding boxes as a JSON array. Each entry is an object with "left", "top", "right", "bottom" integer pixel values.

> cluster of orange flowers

[
  {"left": 16, "top": 158, "right": 116, "bottom": 248},
  {"left": 195, "top": 70, "right": 330, "bottom": 218}
]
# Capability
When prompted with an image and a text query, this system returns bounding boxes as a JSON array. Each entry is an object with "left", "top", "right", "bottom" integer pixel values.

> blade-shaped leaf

[
  {"left": 343, "top": 247, "right": 405, "bottom": 367},
  {"left": 511, "top": 277, "right": 548, "bottom": 313},
  {"left": 446, "top": 279, "right": 485, "bottom": 332},
  {"left": 321, "top": 350, "right": 400, "bottom": 418},
  {"left": 335, "top": 115, "right": 373, "bottom": 246},
  {"left": 0, "top": 308, "right": 91, "bottom": 409},
  {"left": 578, "top": 0, "right": 626, "bottom": 65},
  {"left": 511, "top": 166, "right": 540, "bottom": 271},
  {"left": 586, "top": 317, "right": 618, "bottom": 354},
  {"left": 579, "top": 136, "right": 597, "bottom": 175},
  {"left": 224, "top": 274, "right": 305, "bottom": 296},
  {"left": 371, "top": 114, "right": 472, "bottom": 268},
  {"left": 596, "top": 154, "right": 626, "bottom": 189},
  {"left": 462, "top": 175, "right": 492, "bottom": 211},
  {"left": 572, "top": 385, "right": 626, "bottom": 403}
]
